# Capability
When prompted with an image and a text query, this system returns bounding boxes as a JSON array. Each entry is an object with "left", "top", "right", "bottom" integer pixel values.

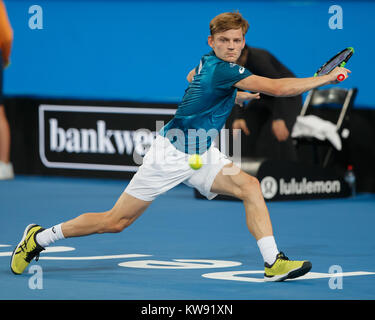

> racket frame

[{"left": 314, "top": 47, "right": 354, "bottom": 77}]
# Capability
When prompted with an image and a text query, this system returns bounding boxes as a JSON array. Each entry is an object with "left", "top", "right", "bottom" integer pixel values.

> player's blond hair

[{"left": 209, "top": 12, "right": 249, "bottom": 37}]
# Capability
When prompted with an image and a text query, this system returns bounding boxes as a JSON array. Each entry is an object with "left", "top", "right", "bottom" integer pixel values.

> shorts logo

[{"left": 260, "top": 176, "right": 278, "bottom": 199}]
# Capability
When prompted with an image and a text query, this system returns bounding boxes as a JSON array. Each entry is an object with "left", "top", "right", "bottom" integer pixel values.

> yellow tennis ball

[{"left": 188, "top": 154, "right": 203, "bottom": 170}]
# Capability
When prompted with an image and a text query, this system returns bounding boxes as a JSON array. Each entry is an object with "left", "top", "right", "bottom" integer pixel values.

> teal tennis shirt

[{"left": 160, "top": 51, "right": 252, "bottom": 154}]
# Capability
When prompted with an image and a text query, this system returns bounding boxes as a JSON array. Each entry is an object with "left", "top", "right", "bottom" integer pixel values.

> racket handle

[{"left": 337, "top": 74, "right": 346, "bottom": 82}]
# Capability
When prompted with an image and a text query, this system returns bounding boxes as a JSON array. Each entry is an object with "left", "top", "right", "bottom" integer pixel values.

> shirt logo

[{"left": 239, "top": 67, "right": 245, "bottom": 74}]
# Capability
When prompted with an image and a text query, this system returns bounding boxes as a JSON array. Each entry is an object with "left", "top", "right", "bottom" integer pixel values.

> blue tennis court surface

[{"left": 1, "top": 175, "right": 375, "bottom": 300}]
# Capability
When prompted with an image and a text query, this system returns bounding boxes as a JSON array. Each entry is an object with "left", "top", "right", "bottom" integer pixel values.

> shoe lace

[
  {"left": 27, "top": 247, "right": 42, "bottom": 262},
  {"left": 19, "top": 238, "right": 41, "bottom": 262},
  {"left": 277, "top": 252, "right": 289, "bottom": 261}
]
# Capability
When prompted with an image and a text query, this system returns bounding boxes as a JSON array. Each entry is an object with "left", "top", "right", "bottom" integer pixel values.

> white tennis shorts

[{"left": 125, "top": 135, "right": 232, "bottom": 201}]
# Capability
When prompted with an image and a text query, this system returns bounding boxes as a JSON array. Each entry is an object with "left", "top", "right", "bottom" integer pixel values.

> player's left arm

[{"left": 234, "top": 67, "right": 350, "bottom": 97}]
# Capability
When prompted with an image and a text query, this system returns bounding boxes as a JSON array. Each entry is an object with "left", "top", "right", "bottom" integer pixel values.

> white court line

[
  {"left": 40, "top": 254, "right": 151, "bottom": 260},
  {"left": 202, "top": 270, "right": 375, "bottom": 283}
]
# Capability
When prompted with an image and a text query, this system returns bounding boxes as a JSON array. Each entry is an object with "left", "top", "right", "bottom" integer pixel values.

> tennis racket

[{"left": 314, "top": 47, "right": 354, "bottom": 82}]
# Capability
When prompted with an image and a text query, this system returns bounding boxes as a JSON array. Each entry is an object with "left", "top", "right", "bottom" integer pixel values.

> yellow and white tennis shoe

[
  {"left": 10, "top": 224, "right": 45, "bottom": 275},
  {"left": 264, "top": 252, "right": 312, "bottom": 282}
]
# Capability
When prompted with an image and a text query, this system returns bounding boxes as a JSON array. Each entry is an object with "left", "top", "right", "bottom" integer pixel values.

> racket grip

[{"left": 337, "top": 74, "right": 346, "bottom": 82}]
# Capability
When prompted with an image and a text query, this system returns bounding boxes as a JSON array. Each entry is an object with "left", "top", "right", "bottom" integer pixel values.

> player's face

[{"left": 208, "top": 28, "right": 245, "bottom": 63}]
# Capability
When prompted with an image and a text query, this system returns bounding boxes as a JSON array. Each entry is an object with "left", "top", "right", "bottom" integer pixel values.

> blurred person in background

[
  {"left": 0, "top": 0, "right": 14, "bottom": 179},
  {"left": 232, "top": 45, "right": 302, "bottom": 161}
]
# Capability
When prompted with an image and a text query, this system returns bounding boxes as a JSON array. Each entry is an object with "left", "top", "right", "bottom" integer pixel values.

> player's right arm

[{"left": 234, "top": 66, "right": 350, "bottom": 97}]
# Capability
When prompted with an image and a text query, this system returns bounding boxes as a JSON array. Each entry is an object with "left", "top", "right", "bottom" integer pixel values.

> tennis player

[{"left": 11, "top": 12, "right": 350, "bottom": 281}]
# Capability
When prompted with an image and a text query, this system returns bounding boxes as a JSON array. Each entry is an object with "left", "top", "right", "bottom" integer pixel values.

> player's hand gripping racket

[{"left": 314, "top": 47, "right": 354, "bottom": 82}]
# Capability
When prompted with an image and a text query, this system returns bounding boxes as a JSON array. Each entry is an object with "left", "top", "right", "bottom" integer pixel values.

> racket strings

[{"left": 316, "top": 49, "right": 353, "bottom": 76}]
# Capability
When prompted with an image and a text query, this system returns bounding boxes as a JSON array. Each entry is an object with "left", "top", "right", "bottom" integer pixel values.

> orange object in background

[{"left": 0, "top": 0, "right": 13, "bottom": 66}]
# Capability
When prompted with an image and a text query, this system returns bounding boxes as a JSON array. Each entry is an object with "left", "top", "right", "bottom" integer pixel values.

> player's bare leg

[
  {"left": 10, "top": 191, "right": 151, "bottom": 274},
  {"left": 210, "top": 163, "right": 273, "bottom": 240},
  {"left": 210, "top": 163, "right": 312, "bottom": 281},
  {"left": 61, "top": 192, "right": 152, "bottom": 237}
]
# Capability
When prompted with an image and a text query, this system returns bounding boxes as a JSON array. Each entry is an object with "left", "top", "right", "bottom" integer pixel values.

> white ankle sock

[
  {"left": 36, "top": 224, "right": 65, "bottom": 248},
  {"left": 257, "top": 236, "right": 279, "bottom": 265}
]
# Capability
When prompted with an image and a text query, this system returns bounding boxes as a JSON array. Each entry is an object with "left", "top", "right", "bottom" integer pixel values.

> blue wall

[{"left": 3, "top": 0, "right": 375, "bottom": 107}]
